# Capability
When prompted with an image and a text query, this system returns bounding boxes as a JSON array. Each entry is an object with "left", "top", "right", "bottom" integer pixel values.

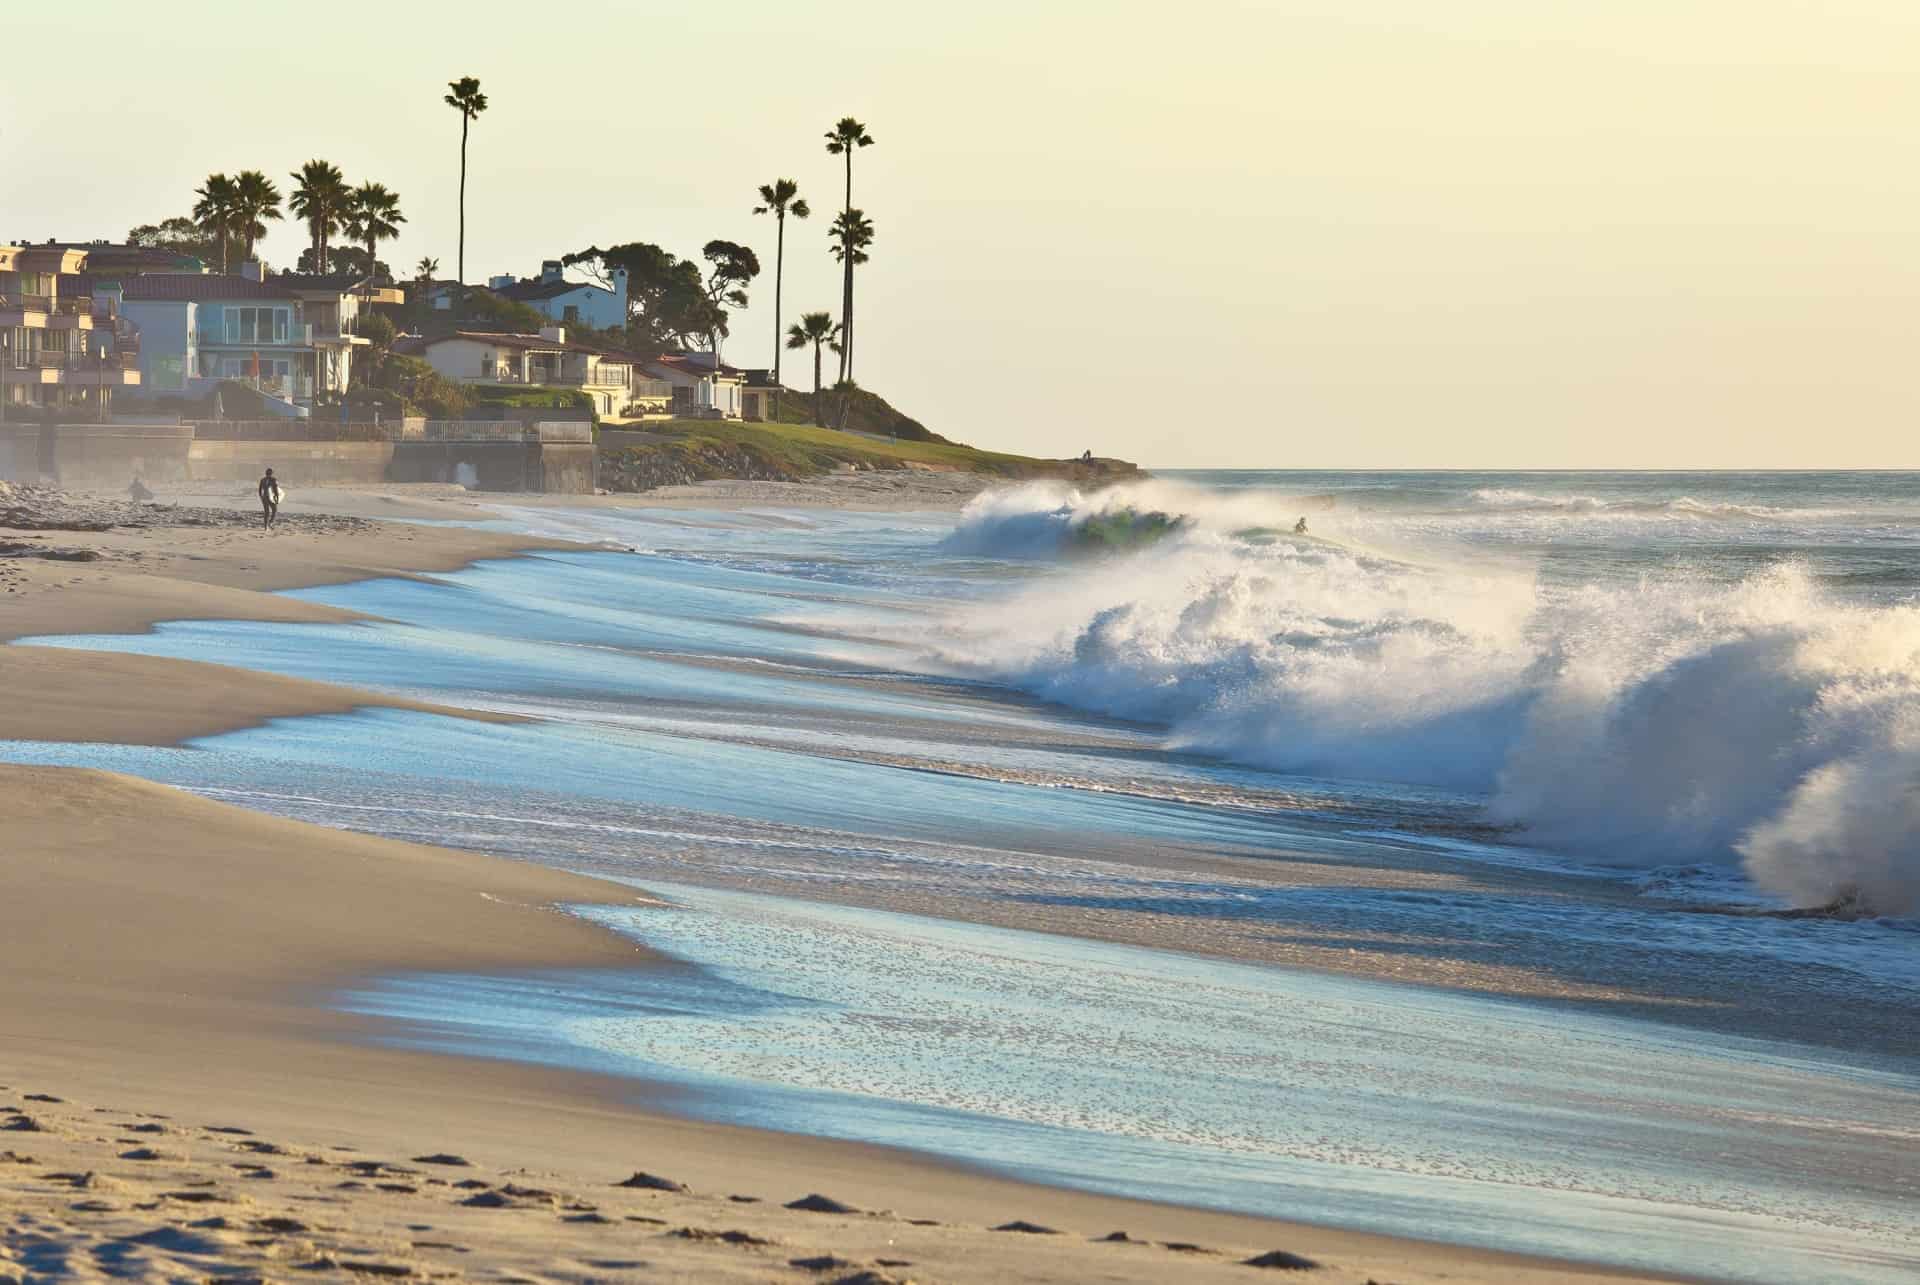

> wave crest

[{"left": 928, "top": 487, "right": 1920, "bottom": 914}]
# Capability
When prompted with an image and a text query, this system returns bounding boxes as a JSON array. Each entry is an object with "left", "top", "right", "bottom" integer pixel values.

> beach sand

[{"left": 1, "top": 484, "right": 1676, "bottom": 1283}]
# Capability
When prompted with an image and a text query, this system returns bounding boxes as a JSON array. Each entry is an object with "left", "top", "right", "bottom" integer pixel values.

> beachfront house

[
  {"left": 486, "top": 261, "right": 627, "bottom": 330},
  {"left": 0, "top": 243, "right": 143, "bottom": 420},
  {"left": 113, "top": 274, "right": 365, "bottom": 412},
  {"left": 416, "top": 328, "right": 652, "bottom": 418},
  {"left": 645, "top": 352, "right": 746, "bottom": 420},
  {"left": 740, "top": 369, "right": 783, "bottom": 422}
]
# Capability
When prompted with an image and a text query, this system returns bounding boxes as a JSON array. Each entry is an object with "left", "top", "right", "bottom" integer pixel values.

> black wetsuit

[{"left": 258, "top": 475, "right": 280, "bottom": 528}]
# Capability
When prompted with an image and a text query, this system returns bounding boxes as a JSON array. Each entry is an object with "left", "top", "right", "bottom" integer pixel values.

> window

[{"left": 563, "top": 305, "right": 579, "bottom": 322}]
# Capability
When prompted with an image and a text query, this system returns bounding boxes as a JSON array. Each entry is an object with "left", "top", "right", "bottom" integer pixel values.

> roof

[
  {"left": 741, "top": 368, "right": 780, "bottom": 388},
  {"left": 653, "top": 352, "right": 744, "bottom": 379},
  {"left": 493, "top": 277, "right": 602, "bottom": 302},
  {"left": 426, "top": 331, "right": 636, "bottom": 362},
  {"left": 268, "top": 272, "right": 369, "bottom": 294},
  {"left": 120, "top": 274, "right": 298, "bottom": 302}
]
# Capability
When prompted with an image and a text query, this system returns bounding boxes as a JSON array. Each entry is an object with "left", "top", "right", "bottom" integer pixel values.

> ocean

[{"left": 6, "top": 470, "right": 1917, "bottom": 1281}]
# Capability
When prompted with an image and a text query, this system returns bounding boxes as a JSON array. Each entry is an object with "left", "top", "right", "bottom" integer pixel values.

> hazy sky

[{"left": 5, "top": 1, "right": 1918, "bottom": 467}]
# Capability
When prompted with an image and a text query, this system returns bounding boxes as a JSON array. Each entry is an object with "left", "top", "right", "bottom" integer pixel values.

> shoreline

[{"left": 0, "top": 483, "right": 1684, "bottom": 1282}]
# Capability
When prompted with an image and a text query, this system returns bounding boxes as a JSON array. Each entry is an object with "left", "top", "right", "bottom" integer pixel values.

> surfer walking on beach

[{"left": 258, "top": 468, "right": 282, "bottom": 530}]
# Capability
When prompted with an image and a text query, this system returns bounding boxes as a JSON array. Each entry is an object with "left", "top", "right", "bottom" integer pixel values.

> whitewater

[
  {"left": 6, "top": 469, "right": 1916, "bottom": 1281},
  {"left": 926, "top": 471, "right": 1920, "bottom": 916}
]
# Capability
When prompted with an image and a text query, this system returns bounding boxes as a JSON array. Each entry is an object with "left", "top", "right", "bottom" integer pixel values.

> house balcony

[
  {"left": 196, "top": 323, "right": 316, "bottom": 348},
  {"left": 0, "top": 293, "right": 113, "bottom": 330},
  {"left": 470, "top": 366, "right": 640, "bottom": 391},
  {"left": 0, "top": 351, "right": 142, "bottom": 387}
]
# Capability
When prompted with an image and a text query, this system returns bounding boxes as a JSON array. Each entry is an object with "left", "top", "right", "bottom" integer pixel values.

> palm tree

[
  {"left": 828, "top": 209, "right": 874, "bottom": 382},
  {"left": 289, "top": 159, "right": 350, "bottom": 275},
  {"left": 823, "top": 117, "right": 874, "bottom": 381},
  {"left": 414, "top": 256, "right": 439, "bottom": 329},
  {"left": 344, "top": 182, "right": 406, "bottom": 288},
  {"left": 444, "top": 76, "right": 489, "bottom": 315},
  {"left": 192, "top": 173, "right": 240, "bottom": 273},
  {"left": 753, "top": 179, "right": 810, "bottom": 413},
  {"left": 231, "top": 170, "right": 283, "bottom": 267},
  {"left": 785, "top": 311, "right": 841, "bottom": 427}
]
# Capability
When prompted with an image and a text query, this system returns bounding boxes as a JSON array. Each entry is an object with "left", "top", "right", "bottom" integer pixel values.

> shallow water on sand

[{"left": 8, "top": 472, "right": 1920, "bottom": 1279}]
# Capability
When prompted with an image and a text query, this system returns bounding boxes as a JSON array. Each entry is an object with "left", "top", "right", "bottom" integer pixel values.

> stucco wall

[
  {"left": 187, "top": 439, "right": 394, "bottom": 485},
  {"left": 22, "top": 423, "right": 198, "bottom": 488},
  {"left": 121, "top": 300, "right": 194, "bottom": 393}
]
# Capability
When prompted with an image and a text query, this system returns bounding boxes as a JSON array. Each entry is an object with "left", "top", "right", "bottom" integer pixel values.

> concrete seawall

[{"left": 0, "top": 421, "right": 595, "bottom": 494}]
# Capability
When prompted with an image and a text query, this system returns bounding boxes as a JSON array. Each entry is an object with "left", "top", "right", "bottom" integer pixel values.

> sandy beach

[{"left": 0, "top": 479, "right": 1691, "bottom": 1284}]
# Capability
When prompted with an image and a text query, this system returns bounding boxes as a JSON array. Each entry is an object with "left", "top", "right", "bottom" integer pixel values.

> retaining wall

[{"left": 1, "top": 420, "right": 591, "bottom": 492}]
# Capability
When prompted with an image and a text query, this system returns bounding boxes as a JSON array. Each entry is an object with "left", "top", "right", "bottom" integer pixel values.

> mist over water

[{"left": 923, "top": 475, "right": 1920, "bottom": 914}]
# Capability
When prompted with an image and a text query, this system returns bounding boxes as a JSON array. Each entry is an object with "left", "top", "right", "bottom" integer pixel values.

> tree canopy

[{"left": 562, "top": 242, "right": 724, "bottom": 355}]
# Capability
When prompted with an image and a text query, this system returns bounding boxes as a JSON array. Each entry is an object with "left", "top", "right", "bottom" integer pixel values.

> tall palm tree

[
  {"left": 444, "top": 76, "right": 488, "bottom": 315},
  {"left": 231, "top": 170, "right": 283, "bottom": 267},
  {"left": 828, "top": 209, "right": 874, "bottom": 381},
  {"left": 753, "top": 178, "right": 810, "bottom": 410},
  {"left": 288, "top": 160, "right": 350, "bottom": 275},
  {"left": 192, "top": 173, "right": 240, "bottom": 273},
  {"left": 785, "top": 311, "right": 841, "bottom": 427},
  {"left": 344, "top": 182, "right": 406, "bottom": 288},
  {"left": 823, "top": 117, "right": 874, "bottom": 381}
]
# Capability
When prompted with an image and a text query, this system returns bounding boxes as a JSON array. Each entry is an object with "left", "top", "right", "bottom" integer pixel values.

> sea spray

[{"left": 926, "top": 484, "right": 1920, "bottom": 913}]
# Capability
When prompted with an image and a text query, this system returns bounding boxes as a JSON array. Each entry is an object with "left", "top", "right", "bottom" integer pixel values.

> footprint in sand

[{"left": 992, "top": 1220, "right": 1061, "bottom": 1235}]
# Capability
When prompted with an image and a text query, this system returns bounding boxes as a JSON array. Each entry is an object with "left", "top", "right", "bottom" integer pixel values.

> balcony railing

[
  {"left": 33, "top": 350, "right": 140, "bottom": 371},
  {"left": 475, "top": 364, "right": 637, "bottom": 389},
  {"left": 197, "top": 323, "right": 315, "bottom": 347},
  {"left": 0, "top": 294, "right": 114, "bottom": 317}
]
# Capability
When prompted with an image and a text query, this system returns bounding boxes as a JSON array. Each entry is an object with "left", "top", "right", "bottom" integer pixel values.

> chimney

[
  {"left": 540, "top": 260, "right": 563, "bottom": 283},
  {"left": 539, "top": 325, "right": 566, "bottom": 344},
  {"left": 239, "top": 260, "right": 262, "bottom": 282},
  {"left": 489, "top": 273, "right": 516, "bottom": 289}
]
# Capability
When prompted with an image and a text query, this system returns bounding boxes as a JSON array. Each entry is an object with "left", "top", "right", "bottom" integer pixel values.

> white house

[
  {"left": 645, "top": 352, "right": 745, "bottom": 420},
  {"left": 485, "top": 260, "right": 628, "bottom": 330},
  {"left": 416, "top": 327, "right": 646, "bottom": 417}
]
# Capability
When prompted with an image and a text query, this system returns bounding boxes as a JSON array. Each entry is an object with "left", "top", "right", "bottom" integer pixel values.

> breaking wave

[{"left": 931, "top": 484, "right": 1920, "bottom": 915}]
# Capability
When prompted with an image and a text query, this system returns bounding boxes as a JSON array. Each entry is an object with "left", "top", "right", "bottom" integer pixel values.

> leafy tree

[
  {"left": 823, "top": 117, "right": 874, "bottom": 381},
  {"left": 232, "top": 170, "right": 283, "bottom": 265},
  {"left": 461, "top": 288, "right": 550, "bottom": 333},
  {"left": 356, "top": 310, "right": 396, "bottom": 352},
  {"left": 753, "top": 179, "right": 810, "bottom": 397},
  {"left": 296, "top": 245, "right": 390, "bottom": 280},
  {"left": 363, "top": 352, "right": 470, "bottom": 418},
  {"left": 289, "top": 160, "right": 351, "bottom": 281},
  {"left": 344, "top": 182, "right": 405, "bottom": 285},
  {"left": 192, "top": 173, "right": 240, "bottom": 272},
  {"left": 444, "top": 76, "right": 488, "bottom": 314},
  {"left": 700, "top": 239, "right": 760, "bottom": 352},
  {"left": 127, "top": 217, "right": 221, "bottom": 267},
  {"left": 785, "top": 310, "right": 841, "bottom": 426},
  {"left": 562, "top": 243, "right": 716, "bottom": 355},
  {"left": 828, "top": 209, "right": 874, "bottom": 381}
]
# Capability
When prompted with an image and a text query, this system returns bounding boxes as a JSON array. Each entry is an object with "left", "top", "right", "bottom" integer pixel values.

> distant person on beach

[
  {"left": 258, "top": 468, "right": 281, "bottom": 530},
  {"left": 1293, "top": 517, "right": 1309, "bottom": 534},
  {"left": 127, "top": 476, "right": 153, "bottom": 502}
]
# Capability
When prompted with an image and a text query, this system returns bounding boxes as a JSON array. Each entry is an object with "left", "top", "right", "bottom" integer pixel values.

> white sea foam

[{"left": 928, "top": 484, "right": 1920, "bottom": 914}]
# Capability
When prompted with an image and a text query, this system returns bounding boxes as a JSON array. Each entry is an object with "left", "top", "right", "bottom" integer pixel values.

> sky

[{"left": 4, "top": 0, "right": 1918, "bottom": 467}]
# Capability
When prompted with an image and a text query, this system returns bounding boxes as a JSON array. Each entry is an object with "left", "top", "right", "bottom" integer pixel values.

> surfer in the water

[{"left": 1293, "top": 517, "right": 1309, "bottom": 534}]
